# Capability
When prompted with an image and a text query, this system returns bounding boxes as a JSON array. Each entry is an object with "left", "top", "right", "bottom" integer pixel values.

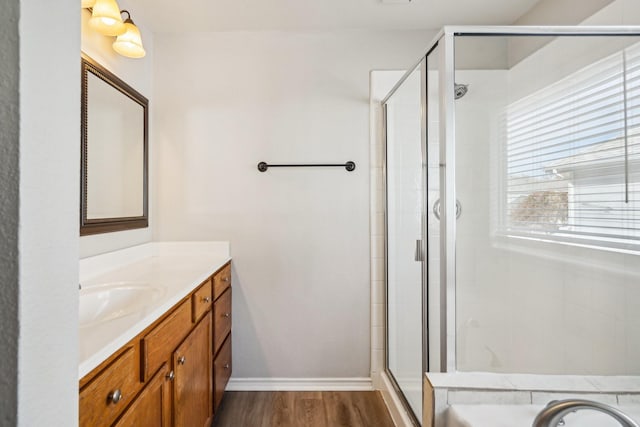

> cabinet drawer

[
  {"left": 213, "top": 335, "right": 232, "bottom": 411},
  {"left": 213, "top": 288, "right": 231, "bottom": 355},
  {"left": 80, "top": 346, "right": 140, "bottom": 427},
  {"left": 142, "top": 299, "right": 191, "bottom": 381},
  {"left": 192, "top": 279, "right": 212, "bottom": 322},
  {"left": 213, "top": 263, "right": 231, "bottom": 300}
]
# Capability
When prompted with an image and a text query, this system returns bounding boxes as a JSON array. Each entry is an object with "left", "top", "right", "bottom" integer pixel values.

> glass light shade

[
  {"left": 81, "top": 0, "right": 96, "bottom": 8},
  {"left": 112, "top": 21, "right": 146, "bottom": 58},
  {"left": 88, "top": 0, "right": 125, "bottom": 36}
]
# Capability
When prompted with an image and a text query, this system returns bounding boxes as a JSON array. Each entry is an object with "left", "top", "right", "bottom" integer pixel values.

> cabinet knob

[
  {"left": 202, "top": 296, "right": 211, "bottom": 303},
  {"left": 222, "top": 277, "right": 230, "bottom": 283},
  {"left": 166, "top": 370, "right": 175, "bottom": 380},
  {"left": 223, "top": 312, "right": 230, "bottom": 318},
  {"left": 224, "top": 364, "right": 230, "bottom": 370},
  {"left": 178, "top": 356, "right": 186, "bottom": 365},
  {"left": 108, "top": 389, "right": 123, "bottom": 404}
]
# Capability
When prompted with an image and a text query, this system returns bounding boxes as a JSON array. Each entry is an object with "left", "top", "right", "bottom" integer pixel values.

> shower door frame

[
  {"left": 381, "top": 56, "right": 428, "bottom": 427},
  {"left": 381, "top": 26, "right": 640, "bottom": 424}
]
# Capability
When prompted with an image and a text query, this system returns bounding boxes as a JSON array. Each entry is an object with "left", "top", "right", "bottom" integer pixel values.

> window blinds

[{"left": 504, "top": 43, "right": 640, "bottom": 249}]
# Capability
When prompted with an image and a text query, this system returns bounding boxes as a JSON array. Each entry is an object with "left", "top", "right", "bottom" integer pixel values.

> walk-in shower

[{"left": 382, "top": 26, "right": 640, "bottom": 425}]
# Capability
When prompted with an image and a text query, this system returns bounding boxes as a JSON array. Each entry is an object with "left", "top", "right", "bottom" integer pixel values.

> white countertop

[{"left": 78, "top": 242, "right": 231, "bottom": 379}]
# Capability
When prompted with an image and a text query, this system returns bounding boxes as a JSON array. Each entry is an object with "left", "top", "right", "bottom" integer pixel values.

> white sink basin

[{"left": 79, "top": 282, "right": 165, "bottom": 327}]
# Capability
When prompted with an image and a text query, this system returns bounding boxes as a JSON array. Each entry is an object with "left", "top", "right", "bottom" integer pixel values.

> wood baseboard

[{"left": 226, "top": 377, "right": 373, "bottom": 391}]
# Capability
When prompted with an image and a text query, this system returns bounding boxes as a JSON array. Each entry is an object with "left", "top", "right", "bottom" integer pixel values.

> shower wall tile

[
  {"left": 506, "top": 374, "right": 595, "bottom": 392},
  {"left": 372, "top": 325, "right": 384, "bottom": 350},
  {"left": 371, "top": 279, "right": 385, "bottom": 305},
  {"left": 618, "top": 394, "right": 640, "bottom": 405},
  {"left": 588, "top": 376, "right": 640, "bottom": 393},
  {"left": 371, "top": 212, "right": 385, "bottom": 237},
  {"left": 370, "top": 141, "right": 384, "bottom": 168},
  {"left": 428, "top": 372, "right": 513, "bottom": 390},
  {"left": 531, "top": 392, "right": 617, "bottom": 405},
  {"left": 371, "top": 189, "right": 385, "bottom": 214},
  {"left": 447, "top": 390, "right": 531, "bottom": 405},
  {"left": 372, "top": 303, "right": 385, "bottom": 327},
  {"left": 371, "top": 258, "right": 385, "bottom": 281},
  {"left": 371, "top": 235, "right": 384, "bottom": 259},
  {"left": 371, "top": 349, "right": 385, "bottom": 374},
  {"left": 370, "top": 167, "right": 383, "bottom": 193}
]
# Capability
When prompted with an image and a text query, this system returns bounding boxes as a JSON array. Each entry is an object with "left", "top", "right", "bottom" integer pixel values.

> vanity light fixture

[
  {"left": 83, "top": 0, "right": 146, "bottom": 59},
  {"left": 88, "top": 0, "right": 125, "bottom": 36},
  {"left": 112, "top": 10, "right": 146, "bottom": 58}
]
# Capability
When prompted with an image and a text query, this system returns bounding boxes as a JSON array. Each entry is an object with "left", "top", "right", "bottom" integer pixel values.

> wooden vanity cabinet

[
  {"left": 213, "top": 335, "right": 232, "bottom": 410},
  {"left": 212, "top": 272, "right": 232, "bottom": 413},
  {"left": 173, "top": 311, "right": 212, "bottom": 427},
  {"left": 79, "top": 345, "right": 142, "bottom": 427},
  {"left": 112, "top": 363, "right": 171, "bottom": 427},
  {"left": 213, "top": 263, "right": 231, "bottom": 299},
  {"left": 79, "top": 261, "right": 232, "bottom": 427},
  {"left": 213, "top": 288, "right": 232, "bottom": 355}
]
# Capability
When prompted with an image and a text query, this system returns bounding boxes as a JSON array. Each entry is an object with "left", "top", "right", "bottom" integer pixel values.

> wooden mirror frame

[{"left": 80, "top": 55, "right": 149, "bottom": 236}]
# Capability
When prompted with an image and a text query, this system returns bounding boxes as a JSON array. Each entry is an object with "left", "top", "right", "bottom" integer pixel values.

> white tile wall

[
  {"left": 530, "top": 392, "right": 617, "bottom": 405},
  {"left": 369, "top": 70, "right": 406, "bottom": 380},
  {"left": 426, "top": 372, "right": 640, "bottom": 427}
]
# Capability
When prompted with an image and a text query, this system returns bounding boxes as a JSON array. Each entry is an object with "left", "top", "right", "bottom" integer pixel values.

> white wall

[
  {"left": 509, "top": 0, "right": 614, "bottom": 66},
  {"left": 153, "top": 30, "right": 430, "bottom": 379},
  {"left": 80, "top": 4, "right": 154, "bottom": 258},
  {"left": 17, "top": 1, "right": 80, "bottom": 425}
]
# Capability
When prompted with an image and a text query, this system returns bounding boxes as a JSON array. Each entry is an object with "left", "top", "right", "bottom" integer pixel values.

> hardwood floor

[{"left": 211, "top": 391, "right": 396, "bottom": 427}]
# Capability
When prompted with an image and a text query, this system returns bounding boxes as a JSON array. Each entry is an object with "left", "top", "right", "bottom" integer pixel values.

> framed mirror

[{"left": 80, "top": 55, "right": 148, "bottom": 235}]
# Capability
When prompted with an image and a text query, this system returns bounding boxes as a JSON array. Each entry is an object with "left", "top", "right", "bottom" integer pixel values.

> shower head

[{"left": 454, "top": 83, "right": 469, "bottom": 99}]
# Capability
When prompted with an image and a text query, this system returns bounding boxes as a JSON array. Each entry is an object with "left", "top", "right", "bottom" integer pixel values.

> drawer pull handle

[
  {"left": 178, "top": 356, "right": 186, "bottom": 365},
  {"left": 222, "top": 277, "right": 230, "bottom": 283},
  {"left": 202, "top": 296, "right": 211, "bottom": 303},
  {"left": 108, "top": 389, "right": 123, "bottom": 404},
  {"left": 223, "top": 312, "right": 230, "bottom": 318},
  {"left": 166, "top": 370, "right": 175, "bottom": 380},
  {"left": 224, "top": 364, "right": 230, "bottom": 370}
]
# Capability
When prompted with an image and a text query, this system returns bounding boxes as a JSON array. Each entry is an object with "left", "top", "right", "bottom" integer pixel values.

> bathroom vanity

[{"left": 78, "top": 243, "right": 232, "bottom": 427}]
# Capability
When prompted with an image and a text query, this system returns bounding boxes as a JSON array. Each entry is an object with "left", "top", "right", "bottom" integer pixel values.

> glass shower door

[{"left": 385, "top": 60, "right": 426, "bottom": 424}]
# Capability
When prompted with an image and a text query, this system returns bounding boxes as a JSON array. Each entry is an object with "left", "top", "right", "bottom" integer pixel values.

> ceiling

[{"left": 131, "top": 0, "right": 541, "bottom": 33}]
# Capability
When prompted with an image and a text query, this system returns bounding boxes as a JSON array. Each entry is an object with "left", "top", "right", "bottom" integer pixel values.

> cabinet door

[
  {"left": 213, "top": 335, "right": 232, "bottom": 412},
  {"left": 174, "top": 311, "right": 213, "bottom": 427},
  {"left": 113, "top": 363, "right": 171, "bottom": 427}
]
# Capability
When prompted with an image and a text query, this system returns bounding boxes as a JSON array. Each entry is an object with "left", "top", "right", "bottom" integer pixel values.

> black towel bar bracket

[{"left": 257, "top": 161, "right": 356, "bottom": 172}]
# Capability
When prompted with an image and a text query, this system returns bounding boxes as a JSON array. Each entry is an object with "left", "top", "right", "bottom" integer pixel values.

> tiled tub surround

[
  {"left": 78, "top": 241, "right": 231, "bottom": 378},
  {"left": 448, "top": 404, "right": 640, "bottom": 427},
  {"left": 425, "top": 372, "right": 640, "bottom": 426}
]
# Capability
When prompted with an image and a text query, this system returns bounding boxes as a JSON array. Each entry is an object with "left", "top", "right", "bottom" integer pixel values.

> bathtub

[{"left": 447, "top": 403, "right": 640, "bottom": 427}]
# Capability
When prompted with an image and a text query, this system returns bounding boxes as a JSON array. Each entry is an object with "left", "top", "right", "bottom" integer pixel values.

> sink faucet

[{"left": 533, "top": 399, "right": 639, "bottom": 427}]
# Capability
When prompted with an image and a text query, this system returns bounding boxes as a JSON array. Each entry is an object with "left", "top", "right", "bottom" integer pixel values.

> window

[{"left": 503, "top": 43, "right": 640, "bottom": 251}]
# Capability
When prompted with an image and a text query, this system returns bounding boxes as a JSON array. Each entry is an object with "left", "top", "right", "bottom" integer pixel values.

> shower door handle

[
  {"left": 414, "top": 239, "right": 424, "bottom": 262},
  {"left": 432, "top": 198, "right": 462, "bottom": 220}
]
